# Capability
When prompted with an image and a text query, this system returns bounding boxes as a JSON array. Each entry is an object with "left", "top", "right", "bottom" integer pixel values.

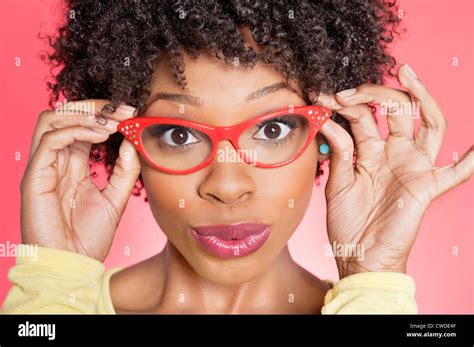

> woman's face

[{"left": 139, "top": 51, "right": 321, "bottom": 285}]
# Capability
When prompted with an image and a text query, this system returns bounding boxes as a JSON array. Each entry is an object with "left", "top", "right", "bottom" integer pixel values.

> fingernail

[
  {"left": 336, "top": 88, "right": 357, "bottom": 98},
  {"left": 404, "top": 63, "right": 418, "bottom": 79},
  {"left": 117, "top": 104, "right": 137, "bottom": 117}
]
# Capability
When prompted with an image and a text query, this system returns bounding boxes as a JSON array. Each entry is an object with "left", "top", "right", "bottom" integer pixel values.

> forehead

[{"left": 150, "top": 51, "right": 293, "bottom": 104}]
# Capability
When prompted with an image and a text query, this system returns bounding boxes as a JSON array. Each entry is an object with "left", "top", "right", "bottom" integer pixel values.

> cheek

[
  {"left": 139, "top": 160, "right": 197, "bottom": 236},
  {"left": 257, "top": 139, "right": 318, "bottom": 208},
  {"left": 251, "top": 141, "right": 318, "bottom": 244}
]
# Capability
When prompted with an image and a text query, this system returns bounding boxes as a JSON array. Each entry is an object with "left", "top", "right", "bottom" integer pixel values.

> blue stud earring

[{"left": 319, "top": 143, "right": 330, "bottom": 155}]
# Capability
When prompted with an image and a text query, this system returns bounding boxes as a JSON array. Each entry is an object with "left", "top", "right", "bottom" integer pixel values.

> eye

[
  {"left": 161, "top": 126, "right": 201, "bottom": 147},
  {"left": 253, "top": 121, "right": 292, "bottom": 141}
]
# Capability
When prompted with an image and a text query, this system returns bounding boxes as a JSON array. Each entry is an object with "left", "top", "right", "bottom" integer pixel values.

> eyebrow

[
  {"left": 145, "top": 82, "right": 292, "bottom": 110},
  {"left": 246, "top": 82, "right": 289, "bottom": 101}
]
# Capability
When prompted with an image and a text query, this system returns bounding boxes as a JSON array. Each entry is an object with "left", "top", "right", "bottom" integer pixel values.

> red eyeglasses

[{"left": 117, "top": 105, "right": 332, "bottom": 174}]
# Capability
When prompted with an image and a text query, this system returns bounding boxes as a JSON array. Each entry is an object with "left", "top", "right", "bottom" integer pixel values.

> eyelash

[{"left": 257, "top": 115, "right": 298, "bottom": 127}]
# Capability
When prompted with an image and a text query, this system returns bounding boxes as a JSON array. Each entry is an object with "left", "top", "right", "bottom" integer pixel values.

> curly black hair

[{"left": 45, "top": 0, "right": 402, "bottom": 196}]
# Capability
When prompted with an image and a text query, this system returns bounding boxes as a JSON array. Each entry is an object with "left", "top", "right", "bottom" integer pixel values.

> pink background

[{"left": 0, "top": 0, "right": 472, "bottom": 313}]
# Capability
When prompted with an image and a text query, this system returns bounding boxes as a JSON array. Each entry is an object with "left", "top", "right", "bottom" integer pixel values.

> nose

[{"left": 198, "top": 141, "right": 257, "bottom": 206}]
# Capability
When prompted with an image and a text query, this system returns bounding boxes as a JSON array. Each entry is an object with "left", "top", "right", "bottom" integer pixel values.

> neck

[{"left": 153, "top": 241, "right": 324, "bottom": 313}]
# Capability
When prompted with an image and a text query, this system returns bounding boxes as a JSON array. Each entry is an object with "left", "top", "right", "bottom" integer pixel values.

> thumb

[
  {"left": 433, "top": 145, "right": 474, "bottom": 197},
  {"left": 101, "top": 138, "right": 141, "bottom": 215}
]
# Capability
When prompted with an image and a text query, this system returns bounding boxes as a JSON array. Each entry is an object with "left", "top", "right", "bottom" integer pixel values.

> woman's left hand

[{"left": 319, "top": 63, "right": 474, "bottom": 278}]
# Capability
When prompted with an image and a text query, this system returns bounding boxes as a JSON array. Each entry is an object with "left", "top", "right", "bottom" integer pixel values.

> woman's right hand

[{"left": 20, "top": 100, "right": 141, "bottom": 262}]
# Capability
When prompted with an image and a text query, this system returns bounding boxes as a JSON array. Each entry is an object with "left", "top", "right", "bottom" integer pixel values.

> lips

[{"left": 190, "top": 222, "right": 271, "bottom": 259}]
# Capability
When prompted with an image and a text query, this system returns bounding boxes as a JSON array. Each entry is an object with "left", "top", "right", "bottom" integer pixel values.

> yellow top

[{"left": 1, "top": 245, "right": 418, "bottom": 314}]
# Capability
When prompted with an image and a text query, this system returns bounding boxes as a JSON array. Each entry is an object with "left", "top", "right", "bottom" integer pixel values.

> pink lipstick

[{"left": 190, "top": 222, "right": 271, "bottom": 258}]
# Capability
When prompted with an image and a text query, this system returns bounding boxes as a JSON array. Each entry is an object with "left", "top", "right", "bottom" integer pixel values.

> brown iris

[
  {"left": 171, "top": 128, "right": 188, "bottom": 145},
  {"left": 264, "top": 123, "right": 281, "bottom": 139}
]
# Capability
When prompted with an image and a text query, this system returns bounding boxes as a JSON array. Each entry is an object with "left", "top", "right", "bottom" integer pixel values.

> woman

[{"left": 3, "top": 0, "right": 473, "bottom": 314}]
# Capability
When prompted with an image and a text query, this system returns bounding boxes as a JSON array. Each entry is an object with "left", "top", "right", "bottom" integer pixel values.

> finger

[
  {"left": 53, "top": 113, "right": 120, "bottom": 130},
  {"left": 334, "top": 104, "right": 382, "bottom": 148},
  {"left": 51, "top": 115, "right": 118, "bottom": 173},
  {"left": 317, "top": 93, "right": 344, "bottom": 111},
  {"left": 101, "top": 139, "right": 141, "bottom": 216},
  {"left": 56, "top": 99, "right": 137, "bottom": 121},
  {"left": 319, "top": 119, "right": 355, "bottom": 191},
  {"left": 28, "top": 111, "right": 116, "bottom": 163},
  {"left": 398, "top": 64, "right": 448, "bottom": 165},
  {"left": 319, "top": 93, "right": 381, "bottom": 143},
  {"left": 29, "top": 102, "right": 135, "bottom": 163},
  {"left": 27, "top": 125, "right": 112, "bottom": 173},
  {"left": 432, "top": 145, "right": 474, "bottom": 197},
  {"left": 336, "top": 83, "right": 415, "bottom": 140}
]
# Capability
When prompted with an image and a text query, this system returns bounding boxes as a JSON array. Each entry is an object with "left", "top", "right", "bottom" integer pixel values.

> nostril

[
  {"left": 205, "top": 191, "right": 252, "bottom": 206},
  {"left": 207, "top": 193, "right": 226, "bottom": 204}
]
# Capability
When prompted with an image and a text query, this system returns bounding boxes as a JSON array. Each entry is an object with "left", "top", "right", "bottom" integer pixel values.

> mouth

[{"left": 190, "top": 222, "right": 271, "bottom": 259}]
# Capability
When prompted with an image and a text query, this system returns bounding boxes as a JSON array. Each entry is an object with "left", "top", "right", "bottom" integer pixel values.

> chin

[{"left": 187, "top": 255, "right": 271, "bottom": 285}]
